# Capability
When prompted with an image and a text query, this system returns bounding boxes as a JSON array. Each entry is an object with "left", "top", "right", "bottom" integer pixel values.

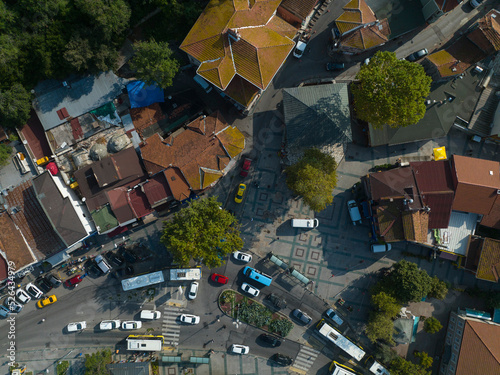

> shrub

[
  {"left": 269, "top": 318, "right": 293, "bottom": 337},
  {"left": 423, "top": 317, "right": 442, "bottom": 334},
  {"left": 428, "top": 276, "right": 448, "bottom": 300}
]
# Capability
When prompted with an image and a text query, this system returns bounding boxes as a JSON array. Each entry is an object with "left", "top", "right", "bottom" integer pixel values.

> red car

[
  {"left": 65, "top": 275, "right": 83, "bottom": 287},
  {"left": 240, "top": 158, "right": 252, "bottom": 177},
  {"left": 211, "top": 273, "right": 229, "bottom": 284}
]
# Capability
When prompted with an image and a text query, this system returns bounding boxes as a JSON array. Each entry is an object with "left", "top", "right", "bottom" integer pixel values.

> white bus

[
  {"left": 169, "top": 268, "right": 201, "bottom": 281},
  {"left": 317, "top": 320, "right": 365, "bottom": 362},
  {"left": 126, "top": 335, "right": 163, "bottom": 351},
  {"left": 121, "top": 271, "right": 164, "bottom": 291}
]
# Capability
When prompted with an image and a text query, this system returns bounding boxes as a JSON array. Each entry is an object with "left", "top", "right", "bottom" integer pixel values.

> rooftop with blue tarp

[{"left": 127, "top": 81, "right": 164, "bottom": 108}]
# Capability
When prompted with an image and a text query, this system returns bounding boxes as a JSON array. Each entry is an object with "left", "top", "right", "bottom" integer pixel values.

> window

[
  {"left": 457, "top": 320, "right": 464, "bottom": 328},
  {"left": 451, "top": 353, "right": 457, "bottom": 362},
  {"left": 455, "top": 337, "right": 461, "bottom": 344},
  {"left": 451, "top": 316, "right": 456, "bottom": 323},
  {"left": 447, "top": 332, "right": 453, "bottom": 339},
  {"left": 456, "top": 329, "right": 462, "bottom": 336},
  {"left": 449, "top": 366, "right": 455, "bottom": 373}
]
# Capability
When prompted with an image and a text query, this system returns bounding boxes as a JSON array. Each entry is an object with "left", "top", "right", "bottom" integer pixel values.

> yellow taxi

[
  {"left": 234, "top": 184, "right": 247, "bottom": 203},
  {"left": 37, "top": 295, "right": 57, "bottom": 308}
]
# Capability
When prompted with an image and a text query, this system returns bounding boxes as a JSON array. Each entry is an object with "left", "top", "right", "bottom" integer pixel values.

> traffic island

[{"left": 218, "top": 289, "right": 293, "bottom": 337}]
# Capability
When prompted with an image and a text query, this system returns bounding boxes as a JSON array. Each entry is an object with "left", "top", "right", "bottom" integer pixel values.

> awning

[
  {"left": 189, "top": 357, "right": 210, "bottom": 364},
  {"left": 433, "top": 146, "right": 447, "bottom": 160},
  {"left": 290, "top": 268, "right": 310, "bottom": 284},
  {"left": 162, "top": 356, "right": 182, "bottom": 363},
  {"left": 269, "top": 254, "right": 288, "bottom": 270}
]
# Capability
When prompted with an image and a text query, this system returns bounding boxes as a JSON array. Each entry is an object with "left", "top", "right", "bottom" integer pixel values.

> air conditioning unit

[{"left": 496, "top": 189, "right": 500, "bottom": 195}]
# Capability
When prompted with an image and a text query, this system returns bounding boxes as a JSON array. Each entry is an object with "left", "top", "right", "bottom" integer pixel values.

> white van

[
  {"left": 371, "top": 243, "right": 392, "bottom": 253},
  {"left": 140, "top": 310, "right": 161, "bottom": 320},
  {"left": 291, "top": 219, "right": 319, "bottom": 228},
  {"left": 193, "top": 75, "right": 212, "bottom": 93},
  {"left": 95, "top": 255, "right": 112, "bottom": 274},
  {"left": 15, "top": 152, "right": 30, "bottom": 174}
]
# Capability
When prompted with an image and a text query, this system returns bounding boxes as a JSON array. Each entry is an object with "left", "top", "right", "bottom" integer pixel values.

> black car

[
  {"left": 266, "top": 293, "right": 287, "bottom": 310},
  {"left": 119, "top": 249, "right": 137, "bottom": 263},
  {"left": 85, "top": 262, "right": 101, "bottom": 277},
  {"left": 125, "top": 265, "right": 134, "bottom": 276},
  {"left": 36, "top": 277, "right": 53, "bottom": 293},
  {"left": 259, "top": 334, "right": 281, "bottom": 347},
  {"left": 106, "top": 251, "right": 124, "bottom": 267},
  {"left": 326, "top": 62, "right": 345, "bottom": 71},
  {"left": 270, "top": 353, "right": 293, "bottom": 366},
  {"left": 47, "top": 274, "right": 62, "bottom": 287},
  {"left": 406, "top": 48, "right": 428, "bottom": 62},
  {"left": 292, "top": 308, "right": 312, "bottom": 325},
  {"left": 110, "top": 268, "right": 125, "bottom": 279}
]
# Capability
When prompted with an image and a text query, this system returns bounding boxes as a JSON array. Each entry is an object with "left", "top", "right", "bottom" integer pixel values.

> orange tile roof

[
  {"left": 0, "top": 214, "right": 36, "bottom": 269},
  {"left": 278, "top": 0, "right": 318, "bottom": 21},
  {"left": 164, "top": 168, "right": 191, "bottom": 201},
  {"left": 129, "top": 103, "right": 166, "bottom": 139},
  {"left": 476, "top": 237, "right": 500, "bottom": 282},
  {"left": 426, "top": 50, "right": 469, "bottom": 77},
  {"left": 455, "top": 320, "right": 500, "bottom": 374},
  {"left": 223, "top": 74, "right": 261, "bottom": 107},
  {"left": 180, "top": 0, "right": 295, "bottom": 96},
  {"left": 335, "top": 0, "right": 376, "bottom": 35},
  {"left": 340, "top": 20, "right": 390, "bottom": 50},
  {"left": 140, "top": 112, "right": 245, "bottom": 193}
]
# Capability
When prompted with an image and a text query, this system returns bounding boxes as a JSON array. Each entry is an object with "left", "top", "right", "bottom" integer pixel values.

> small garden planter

[{"left": 219, "top": 290, "right": 293, "bottom": 337}]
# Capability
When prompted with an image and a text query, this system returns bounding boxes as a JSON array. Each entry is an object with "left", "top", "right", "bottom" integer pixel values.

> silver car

[
  {"left": 292, "top": 309, "right": 312, "bottom": 325},
  {"left": 16, "top": 289, "right": 31, "bottom": 304}
]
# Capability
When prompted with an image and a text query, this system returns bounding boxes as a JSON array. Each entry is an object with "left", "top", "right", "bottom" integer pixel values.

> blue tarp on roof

[{"left": 127, "top": 81, "right": 164, "bottom": 108}]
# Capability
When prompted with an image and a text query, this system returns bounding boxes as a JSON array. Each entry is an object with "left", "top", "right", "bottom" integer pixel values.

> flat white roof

[
  {"left": 122, "top": 271, "right": 165, "bottom": 291},
  {"left": 427, "top": 211, "right": 478, "bottom": 256}
]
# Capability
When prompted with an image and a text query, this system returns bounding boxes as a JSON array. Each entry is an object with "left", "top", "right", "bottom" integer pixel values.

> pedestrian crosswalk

[
  {"left": 291, "top": 345, "right": 320, "bottom": 374},
  {"left": 162, "top": 305, "right": 184, "bottom": 347}
]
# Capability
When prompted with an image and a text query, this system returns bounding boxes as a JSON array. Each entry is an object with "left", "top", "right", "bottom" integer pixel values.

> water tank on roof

[
  {"left": 108, "top": 133, "right": 131, "bottom": 153},
  {"left": 89, "top": 143, "right": 108, "bottom": 161}
]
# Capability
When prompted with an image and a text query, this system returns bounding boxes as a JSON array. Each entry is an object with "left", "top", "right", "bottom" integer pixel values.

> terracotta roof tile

[
  {"left": 141, "top": 173, "right": 172, "bottom": 207},
  {"left": 335, "top": 0, "right": 376, "bottom": 35},
  {"left": 376, "top": 200, "right": 405, "bottom": 242},
  {"left": 129, "top": 103, "right": 166, "bottom": 139},
  {"left": 0, "top": 214, "right": 36, "bottom": 269},
  {"left": 455, "top": 320, "right": 500, "bottom": 374},
  {"left": 446, "top": 35, "right": 487, "bottom": 64},
  {"left": 20, "top": 109, "right": 52, "bottom": 160},
  {"left": 164, "top": 168, "right": 191, "bottom": 201},
  {"left": 180, "top": 0, "right": 294, "bottom": 106},
  {"left": 222, "top": 75, "right": 260, "bottom": 107},
  {"left": 426, "top": 50, "right": 469, "bottom": 77},
  {"left": 476, "top": 237, "right": 500, "bottom": 282},
  {"left": 279, "top": 0, "right": 318, "bottom": 20},
  {"left": 140, "top": 112, "right": 244, "bottom": 194},
  {"left": 402, "top": 210, "right": 429, "bottom": 242},
  {"left": 106, "top": 187, "right": 136, "bottom": 224},
  {"left": 481, "top": 195, "right": 500, "bottom": 229},
  {"left": 340, "top": 20, "right": 390, "bottom": 50},
  {"left": 201, "top": 169, "right": 224, "bottom": 189},
  {"left": 266, "top": 14, "right": 298, "bottom": 39},
  {"left": 451, "top": 155, "right": 500, "bottom": 215}
]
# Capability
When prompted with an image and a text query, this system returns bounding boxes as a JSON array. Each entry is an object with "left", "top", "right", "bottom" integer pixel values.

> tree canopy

[
  {"left": 84, "top": 349, "right": 112, "bottom": 375},
  {"left": 423, "top": 317, "right": 442, "bottom": 334},
  {"left": 380, "top": 260, "right": 433, "bottom": 303},
  {"left": 129, "top": 39, "right": 180, "bottom": 88},
  {"left": 390, "top": 356, "right": 431, "bottom": 375},
  {"left": 285, "top": 148, "right": 338, "bottom": 212},
  {"left": 352, "top": 51, "right": 432, "bottom": 129},
  {"left": 366, "top": 313, "right": 395, "bottom": 345},
  {"left": 161, "top": 197, "right": 243, "bottom": 268}
]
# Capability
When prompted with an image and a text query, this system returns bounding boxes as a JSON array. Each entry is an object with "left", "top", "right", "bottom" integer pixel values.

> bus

[
  {"left": 169, "top": 268, "right": 201, "bottom": 281},
  {"left": 317, "top": 320, "right": 365, "bottom": 362},
  {"left": 329, "top": 361, "right": 361, "bottom": 375},
  {"left": 126, "top": 335, "right": 164, "bottom": 351},
  {"left": 121, "top": 271, "right": 164, "bottom": 291},
  {"left": 242, "top": 266, "right": 273, "bottom": 286}
]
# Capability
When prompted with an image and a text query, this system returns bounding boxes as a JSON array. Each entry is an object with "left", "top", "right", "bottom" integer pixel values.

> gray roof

[
  {"left": 283, "top": 84, "right": 352, "bottom": 162},
  {"left": 369, "top": 67, "right": 483, "bottom": 146},
  {"left": 33, "top": 71, "right": 126, "bottom": 131},
  {"left": 32, "top": 172, "right": 88, "bottom": 247},
  {"left": 107, "top": 362, "right": 149, "bottom": 375}
]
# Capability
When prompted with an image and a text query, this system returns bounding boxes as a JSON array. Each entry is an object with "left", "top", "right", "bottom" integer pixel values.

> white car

[
  {"left": 99, "top": 320, "right": 121, "bottom": 330},
  {"left": 233, "top": 251, "right": 252, "bottom": 263},
  {"left": 180, "top": 314, "right": 200, "bottom": 325},
  {"left": 230, "top": 344, "right": 250, "bottom": 354},
  {"left": 347, "top": 200, "right": 362, "bottom": 225},
  {"left": 16, "top": 289, "right": 31, "bottom": 304},
  {"left": 293, "top": 41, "right": 307, "bottom": 58},
  {"left": 188, "top": 281, "right": 198, "bottom": 300},
  {"left": 121, "top": 321, "right": 142, "bottom": 330},
  {"left": 241, "top": 282, "right": 260, "bottom": 297},
  {"left": 67, "top": 321, "right": 86, "bottom": 332},
  {"left": 4, "top": 297, "right": 23, "bottom": 313},
  {"left": 26, "top": 283, "right": 43, "bottom": 299}
]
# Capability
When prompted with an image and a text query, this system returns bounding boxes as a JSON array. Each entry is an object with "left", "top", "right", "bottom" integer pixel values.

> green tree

[
  {"left": 16, "top": 0, "right": 69, "bottom": 33},
  {"left": 64, "top": 36, "right": 93, "bottom": 71},
  {"left": 423, "top": 317, "right": 442, "bottom": 334},
  {"left": 0, "top": 144, "right": 12, "bottom": 166},
  {"left": 285, "top": 148, "right": 337, "bottom": 212},
  {"left": 385, "top": 260, "right": 432, "bottom": 303},
  {"left": 352, "top": 51, "right": 432, "bottom": 128},
  {"left": 84, "top": 349, "right": 111, "bottom": 375},
  {"left": 414, "top": 351, "right": 433, "bottom": 369},
  {"left": 428, "top": 276, "right": 448, "bottom": 300},
  {"left": 0, "top": 84, "right": 32, "bottom": 129},
  {"left": 161, "top": 197, "right": 243, "bottom": 268},
  {"left": 366, "top": 313, "right": 395, "bottom": 344},
  {"left": 75, "top": 0, "right": 131, "bottom": 41},
  {"left": 390, "top": 356, "right": 430, "bottom": 375},
  {"left": 130, "top": 39, "right": 180, "bottom": 88},
  {"left": 372, "top": 291, "right": 401, "bottom": 318}
]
